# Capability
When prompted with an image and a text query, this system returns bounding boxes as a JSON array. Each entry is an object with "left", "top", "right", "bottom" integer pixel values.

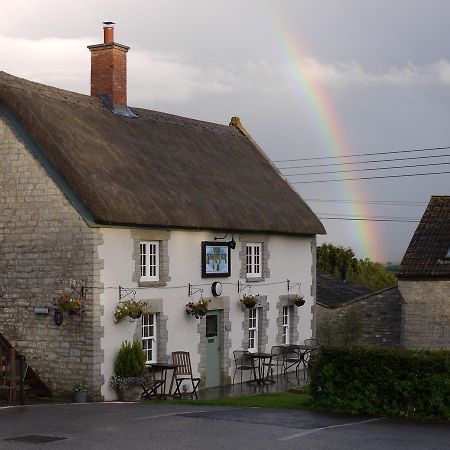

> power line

[
  {"left": 273, "top": 145, "right": 450, "bottom": 163},
  {"left": 318, "top": 216, "right": 420, "bottom": 223},
  {"left": 284, "top": 161, "right": 450, "bottom": 177},
  {"left": 290, "top": 170, "right": 450, "bottom": 184},
  {"left": 305, "top": 198, "right": 427, "bottom": 206},
  {"left": 277, "top": 153, "right": 450, "bottom": 170},
  {"left": 316, "top": 212, "right": 419, "bottom": 220}
]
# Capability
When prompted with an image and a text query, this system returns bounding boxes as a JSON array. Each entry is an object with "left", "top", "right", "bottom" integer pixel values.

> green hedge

[{"left": 310, "top": 346, "right": 450, "bottom": 419}]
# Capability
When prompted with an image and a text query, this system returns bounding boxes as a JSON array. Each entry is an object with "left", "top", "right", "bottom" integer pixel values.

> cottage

[
  {"left": 398, "top": 196, "right": 450, "bottom": 349},
  {"left": 0, "top": 24, "right": 325, "bottom": 400}
]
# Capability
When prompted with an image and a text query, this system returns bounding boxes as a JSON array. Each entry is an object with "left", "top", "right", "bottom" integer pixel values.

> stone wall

[
  {"left": 316, "top": 286, "right": 402, "bottom": 347},
  {"left": 0, "top": 113, "right": 104, "bottom": 398},
  {"left": 399, "top": 279, "right": 450, "bottom": 349}
]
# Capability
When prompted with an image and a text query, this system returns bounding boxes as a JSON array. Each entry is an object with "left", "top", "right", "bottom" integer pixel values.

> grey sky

[{"left": 1, "top": 0, "right": 449, "bottom": 262}]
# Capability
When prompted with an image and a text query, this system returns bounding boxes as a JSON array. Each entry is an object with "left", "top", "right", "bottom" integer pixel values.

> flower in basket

[
  {"left": 185, "top": 298, "right": 211, "bottom": 319},
  {"left": 56, "top": 295, "right": 84, "bottom": 316},
  {"left": 240, "top": 294, "right": 259, "bottom": 309},
  {"left": 114, "top": 299, "right": 148, "bottom": 323},
  {"left": 291, "top": 294, "right": 305, "bottom": 307}
]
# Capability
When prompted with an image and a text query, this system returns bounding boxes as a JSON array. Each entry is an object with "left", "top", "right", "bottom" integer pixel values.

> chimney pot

[{"left": 103, "top": 21, "right": 115, "bottom": 43}]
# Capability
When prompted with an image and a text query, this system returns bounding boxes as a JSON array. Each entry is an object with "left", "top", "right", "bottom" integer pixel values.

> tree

[
  {"left": 317, "top": 243, "right": 358, "bottom": 281},
  {"left": 317, "top": 243, "right": 397, "bottom": 290}
]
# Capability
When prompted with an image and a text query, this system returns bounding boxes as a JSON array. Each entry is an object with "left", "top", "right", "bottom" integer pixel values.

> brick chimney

[{"left": 87, "top": 22, "right": 130, "bottom": 106}]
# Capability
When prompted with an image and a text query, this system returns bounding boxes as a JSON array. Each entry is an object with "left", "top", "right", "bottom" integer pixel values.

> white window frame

[
  {"left": 282, "top": 306, "right": 290, "bottom": 345},
  {"left": 140, "top": 241, "right": 160, "bottom": 282},
  {"left": 142, "top": 313, "right": 157, "bottom": 364},
  {"left": 246, "top": 243, "right": 262, "bottom": 278},
  {"left": 248, "top": 308, "right": 259, "bottom": 353}
]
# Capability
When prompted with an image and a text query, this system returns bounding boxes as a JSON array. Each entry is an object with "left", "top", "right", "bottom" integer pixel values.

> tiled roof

[
  {"left": 316, "top": 270, "right": 374, "bottom": 307},
  {"left": 398, "top": 196, "right": 450, "bottom": 277}
]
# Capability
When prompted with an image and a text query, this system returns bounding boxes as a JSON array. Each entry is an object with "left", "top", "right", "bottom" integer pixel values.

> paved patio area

[{"left": 198, "top": 370, "right": 306, "bottom": 400}]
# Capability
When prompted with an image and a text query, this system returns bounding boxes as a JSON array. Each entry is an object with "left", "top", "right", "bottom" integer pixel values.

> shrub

[
  {"left": 113, "top": 340, "right": 146, "bottom": 378},
  {"left": 310, "top": 346, "right": 450, "bottom": 419}
]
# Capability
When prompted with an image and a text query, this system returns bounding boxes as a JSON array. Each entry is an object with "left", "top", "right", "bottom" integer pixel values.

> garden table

[{"left": 249, "top": 352, "right": 275, "bottom": 385}]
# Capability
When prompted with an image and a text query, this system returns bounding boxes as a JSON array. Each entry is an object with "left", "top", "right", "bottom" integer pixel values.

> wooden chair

[
  {"left": 140, "top": 370, "right": 165, "bottom": 400},
  {"left": 171, "top": 352, "right": 201, "bottom": 399},
  {"left": 232, "top": 350, "right": 253, "bottom": 384}
]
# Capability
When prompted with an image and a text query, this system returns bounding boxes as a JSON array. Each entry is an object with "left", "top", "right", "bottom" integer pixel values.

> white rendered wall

[{"left": 99, "top": 228, "right": 315, "bottom": 400}]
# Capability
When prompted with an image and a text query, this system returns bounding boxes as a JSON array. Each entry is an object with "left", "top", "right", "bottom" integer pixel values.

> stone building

[
  {"left": 398, "top": 196, "right": 450, "bottom": 349},
  {"left": 0, "top": 24, "right": 325, "bottom": 400},
  {"left": 316, "top": 270, "right": 402, "bottom": 347}
]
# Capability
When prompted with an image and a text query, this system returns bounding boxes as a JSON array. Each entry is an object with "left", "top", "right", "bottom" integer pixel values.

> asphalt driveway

[{"left": 1, "top": 402, "right": 449, "bottom": 449}]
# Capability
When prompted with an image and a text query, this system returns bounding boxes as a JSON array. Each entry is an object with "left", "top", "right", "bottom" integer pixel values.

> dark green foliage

[
  {"left": 310, "top": 346, "right": 450, "bottom": 419},
  {"left": 113, "top": 340, "right": 146, "bottom": 378},
  {"left": 317, "top": 243, "right": 397, "bottom": 290}
]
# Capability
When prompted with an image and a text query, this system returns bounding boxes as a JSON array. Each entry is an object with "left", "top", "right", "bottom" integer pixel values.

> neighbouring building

[
  {"left": 316, "top": 270, "right": 402, "bottom": 347},
  {"left": 398, "top": 196, "right": 450, "bottom": 349},
  {"left": 0, "top": 24, "right": 325, "bottom": 400}
]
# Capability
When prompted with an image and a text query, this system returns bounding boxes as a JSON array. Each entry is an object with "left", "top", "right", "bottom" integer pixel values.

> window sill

[
  {"left": 246, "top": 276, "right": 264, "bottom": 282},
  {"left": 139, "top": 281, "right": 167, "bottom": 288}
]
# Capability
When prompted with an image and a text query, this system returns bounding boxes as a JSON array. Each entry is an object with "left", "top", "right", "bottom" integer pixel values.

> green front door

[{"left": 205, "top": 311, "right": 221, "bottom": 388}]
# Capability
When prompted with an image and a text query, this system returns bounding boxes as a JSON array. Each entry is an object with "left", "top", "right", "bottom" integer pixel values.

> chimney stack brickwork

[{"left": 88, "top": 25, "right": 129, "bottom": 106}]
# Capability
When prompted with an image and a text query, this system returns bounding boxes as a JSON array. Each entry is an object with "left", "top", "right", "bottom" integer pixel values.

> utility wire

[
  {"left": 290, "top": 170, "right": 450, "bottom": 184},
  {"left": 305, "top": 198, "right": 427, "bottom": 206},
  {"left": 284, "top": 161, "right": 450, "bottom": 177},
  {"left": 277, "top": 153, "right": 450, "bottom": 170},
  {"left": 273, "top": 145, "right": 450, "bottom": 163},
  {"left": 318, "top": 216, "right": 421, "bottom": 223}
]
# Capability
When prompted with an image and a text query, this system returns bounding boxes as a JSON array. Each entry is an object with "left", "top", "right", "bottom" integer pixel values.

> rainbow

[{"left": 264, "top": 7, "right": 383, "bottom": 261}]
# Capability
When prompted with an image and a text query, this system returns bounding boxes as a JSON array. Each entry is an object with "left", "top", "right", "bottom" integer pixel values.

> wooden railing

[{"left": 0, "top": 332, "right": 51, "bottom": 404}]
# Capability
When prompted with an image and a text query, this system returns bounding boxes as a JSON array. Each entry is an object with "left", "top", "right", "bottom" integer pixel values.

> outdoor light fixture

[
  {"left": 214, "top": 232, "right": 236, "bottom": 249},
  {"left": 54, "top": 308, "right": 63, "bottom": 326}
]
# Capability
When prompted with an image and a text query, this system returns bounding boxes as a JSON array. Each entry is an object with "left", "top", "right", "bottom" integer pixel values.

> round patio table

[{"left": 248, "top": 352, "right": 275, "bottom": 385}]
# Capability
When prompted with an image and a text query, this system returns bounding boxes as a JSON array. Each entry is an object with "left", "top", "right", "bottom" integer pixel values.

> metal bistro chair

[
  {"left": 283, "top": 345, "right": 303, "bottom": 382},
  {"left": 232, "top": 350, "right": 253, "bottom": 385},
  {"left": 303, "top": 339, "right": 320, "bottom": 379},
  {"left": 263, "top": 346, "right": 285, "bottom": 381},
  {"left": 171, "top": 351, "right": 201, "bottom": 399}
]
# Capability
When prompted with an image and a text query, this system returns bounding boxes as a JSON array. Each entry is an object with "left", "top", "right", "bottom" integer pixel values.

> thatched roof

[
  {"left": 0, "top": 71, "right": 325, "bottom": 235},
  {"left": 398, "top": 196, "right": 450, "bottom": 278}
]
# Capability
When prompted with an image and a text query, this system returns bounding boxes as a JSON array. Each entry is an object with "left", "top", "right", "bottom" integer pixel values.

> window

[
  {"left": 282, "top": 306, "right": 290, "bottom": 345},
  {"left": 246, "top": 243, "right": 262, "bottom": 278},
  {"left": 140, "top": 241, "right": 159, "bottom": 282},
  {"left": 248, "top": 308, "right": 259, "bottom": 352},
  {"left": 142, "top": 314, "right": 157, "bottom": 364}
]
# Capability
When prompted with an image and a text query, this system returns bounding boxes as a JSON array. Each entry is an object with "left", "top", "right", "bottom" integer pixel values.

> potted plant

[
  {"left": 240, "top": 294, "right": 259, "bottom": 309},
  {"left": 113, "top": 299, "right": 148, "bottom": 323},
  {"left": 55, "top": 295, "right": 85, "bottom": 316},
  {"left": 110, "top": 340, "right": 146, "bottom": 401},
  {"left": 185, "top": 298, "right": 210, "bottom": 319},
  {"left": 73, "top": 381, "right": 88, "bottom": 403}
]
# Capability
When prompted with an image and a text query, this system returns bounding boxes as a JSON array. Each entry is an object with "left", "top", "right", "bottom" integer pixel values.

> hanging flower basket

[
  {"left": 186, "top": 298, "right": 210, "bottom": 319},
  {"left": 114, "top": 299, "right": 148, "bottom": 323},
  {"left": 55, "top": 295, "right": 85, "bottom": 317},
  {"left": 240, "top": 294, "right": 259, "bottom": 309},
  {"left": 291, "top": 294, "right": 305, "bottom": 307}
]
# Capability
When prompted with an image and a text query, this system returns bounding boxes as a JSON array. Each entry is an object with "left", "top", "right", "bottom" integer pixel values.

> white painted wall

[{"left": 99, "top": 228, "right": 314, "bottom": 400}]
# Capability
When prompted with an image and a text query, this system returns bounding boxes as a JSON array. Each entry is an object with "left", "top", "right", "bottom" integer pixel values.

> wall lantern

[{"left": 54, "top": 308, "right": 63, "bottom": 326}]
